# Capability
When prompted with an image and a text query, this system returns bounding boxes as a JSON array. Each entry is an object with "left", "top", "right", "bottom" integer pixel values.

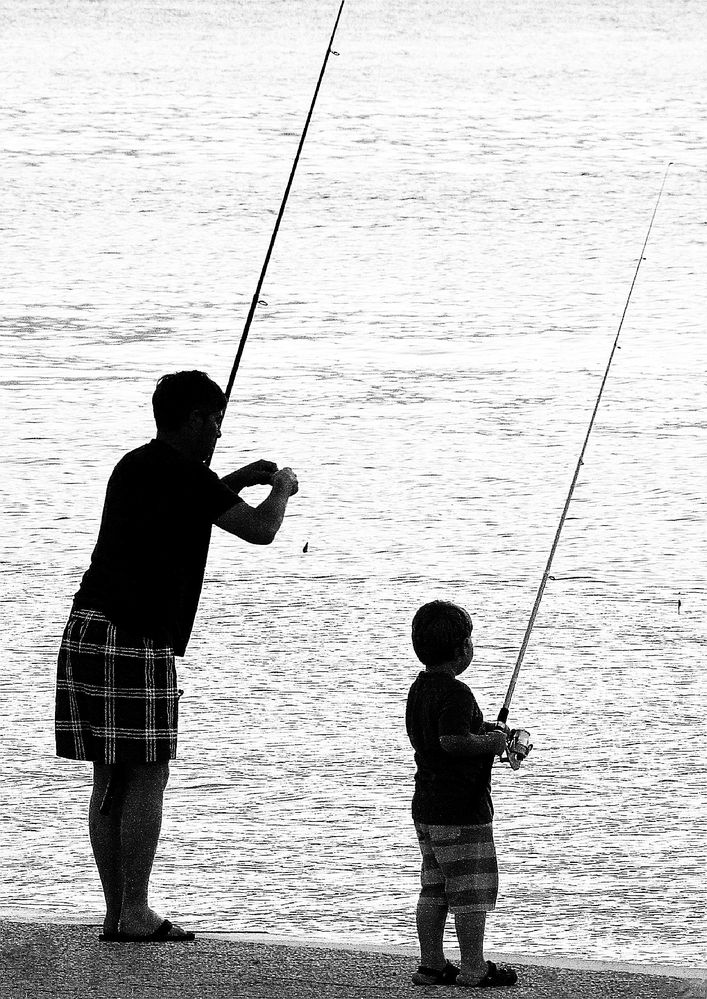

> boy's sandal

[
  {"left": 458, "top": 961, "right": 518, "bottom": 988},
  {"left": 412, "top": 960, "right": 460, "bottom": 986}
]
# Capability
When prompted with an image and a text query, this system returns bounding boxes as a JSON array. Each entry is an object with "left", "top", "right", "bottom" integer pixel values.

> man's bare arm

[
  {"left": 220, "top": 459, "right": 278, "bottom": 495},
  {"left": 215, "top": 467, "right": 298, "bottom": 545}
]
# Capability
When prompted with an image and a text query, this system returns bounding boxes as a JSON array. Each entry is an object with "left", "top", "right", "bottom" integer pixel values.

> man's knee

[
  {"left": 132, "top": 761, "right": 170, "bottom": 791},
  {"left": 93, "top": 760, "right": 169, "bottom": 782},
  {"left": 104, "top": 761, "right": 169, "bottom": 799}
]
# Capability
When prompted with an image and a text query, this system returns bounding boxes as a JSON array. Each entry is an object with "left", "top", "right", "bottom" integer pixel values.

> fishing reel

[
  {"left": 505, "top": 728, "right": 533, "bottom": 770},
  {"left": 495, "top": 723, "right": 533, "bottom": 770}
]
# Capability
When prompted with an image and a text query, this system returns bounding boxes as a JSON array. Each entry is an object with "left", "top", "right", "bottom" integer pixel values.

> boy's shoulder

[{"left": 407, "top": 670, "right": 476, "bottom": 701}]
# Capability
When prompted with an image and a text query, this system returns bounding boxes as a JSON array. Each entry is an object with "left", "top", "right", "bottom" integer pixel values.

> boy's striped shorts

[
  {"left": 55, "top": 607, "right": 179, "bottom": 765},
  {"left": 414, "top": 821, "right": 499, "bottom": 913}
]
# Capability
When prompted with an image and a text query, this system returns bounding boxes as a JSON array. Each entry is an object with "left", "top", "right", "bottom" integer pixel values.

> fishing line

[{"left": 497, "top": 163, "right": 673, "bottom": 764}]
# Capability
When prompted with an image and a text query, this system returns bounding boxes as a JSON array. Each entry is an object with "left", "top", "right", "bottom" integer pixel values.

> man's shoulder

[
  {"left": 113, "top": 440, "right": 215, "bottom": 481},
  {"left": 106, "top": 441, "right": 160, "bottom": 486},
  {"left": 112, "top": 440, "right": 160, "bottom": 471}
]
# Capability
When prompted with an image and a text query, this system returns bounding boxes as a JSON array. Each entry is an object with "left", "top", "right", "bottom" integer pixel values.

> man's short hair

[
  {"left": 411, "top": 600, "right": 472, "bottom": 667},
  {"left": 152, "top": 371, "right": 227, "bottom": 431}
]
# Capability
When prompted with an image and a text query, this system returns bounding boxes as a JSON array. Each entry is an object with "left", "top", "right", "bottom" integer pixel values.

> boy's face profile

[{"left": 453, "top": 633, "right": 474, "bottom": 675}]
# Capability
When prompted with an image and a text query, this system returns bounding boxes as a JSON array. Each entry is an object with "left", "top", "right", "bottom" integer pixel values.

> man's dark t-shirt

[
  {"left": 74, "top": 439, "right": 239, "bottom": 656},
  {"left": 406, "top": 671, "right": 494, "bottom": 825}
]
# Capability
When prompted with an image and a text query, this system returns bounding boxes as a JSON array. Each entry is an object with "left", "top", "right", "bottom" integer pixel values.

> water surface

[{"left": 0, "top": 0, "right": 705, "bottom": 969}]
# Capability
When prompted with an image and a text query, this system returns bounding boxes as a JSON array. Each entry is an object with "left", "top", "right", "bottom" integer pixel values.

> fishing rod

[
  {"left": 100, "top": 5, "right": 345, "bottom": 818},
  {"left": 498, "top": 163, "right": 673, "bottom": 770},
  {"left": 215, "top": 0, "right": 345, "bottom": 449}
]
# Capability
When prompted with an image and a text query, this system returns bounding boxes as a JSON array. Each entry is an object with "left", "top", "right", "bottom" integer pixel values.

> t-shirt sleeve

[
  {"left": 196, "top": 465, "right": 242, "bottom": 521},
  {"left": 438, "top": 684, "right": 484, "bottom": 738}
]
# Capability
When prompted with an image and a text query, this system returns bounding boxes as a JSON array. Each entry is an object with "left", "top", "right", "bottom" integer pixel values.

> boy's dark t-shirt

[
  {"left": 74, "top": 439, "right": 239, "bottom": 656},
  {"left": 406, "top": 671, "right": 494, "bottom": 825}
]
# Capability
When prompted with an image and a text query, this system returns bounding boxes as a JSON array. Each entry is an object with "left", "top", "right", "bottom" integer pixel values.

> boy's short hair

[
  {"left": 152, "top": 371, "right": 227, "bottom": 431},
  {"left": 411, "top": 600, "right": 472, "bottom": 667}
]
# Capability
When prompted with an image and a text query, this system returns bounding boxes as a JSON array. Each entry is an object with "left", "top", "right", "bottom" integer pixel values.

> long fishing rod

[
  {"left": 498, "top": 163, "right": 672, "bottom": 769},
  {"left": 217, "top": 0, "right": 345, "bottom": 438}
]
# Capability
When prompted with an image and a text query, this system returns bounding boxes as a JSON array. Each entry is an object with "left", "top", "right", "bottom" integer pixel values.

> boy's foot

[
  {"left": 412, "top": 961, "right": 460, "bottom": 986},
  {"left": 457, "top": 961, "right": 518, "bottom": 988}
]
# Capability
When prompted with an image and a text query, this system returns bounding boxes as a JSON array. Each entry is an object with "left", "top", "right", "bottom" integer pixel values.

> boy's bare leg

[
  {"left": 89, "top": 764, "right": 124, "bottom": 934},
  {"left": 454, "top": 911, "right": 489, "bottom": 983},
  {"left": 416, "top": 896, "right": 448, "bottom": 970},
  {"left": 118, "top": 762, "right": 171, "bottom": 936}
]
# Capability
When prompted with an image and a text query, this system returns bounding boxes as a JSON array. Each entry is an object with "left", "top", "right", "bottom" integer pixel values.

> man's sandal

[
  {"left": 112, "top": 919, "right": 195, "bottom": 943},
  {"left": 457, "top": 961, "right": 518, "bottom": 988},
  {"left": 412, "top": 960, "right": 460, "bottom": 986}
]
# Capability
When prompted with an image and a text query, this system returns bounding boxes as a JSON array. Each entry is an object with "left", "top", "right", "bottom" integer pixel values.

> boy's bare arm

[{"left": 439, "top": 729, "right": 507, "bottom": 757}]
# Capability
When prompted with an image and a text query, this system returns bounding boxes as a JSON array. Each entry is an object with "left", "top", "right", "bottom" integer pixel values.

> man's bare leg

[
  {"left": 91, "top": 761, "right": 190, "bottom": 938},
  {"left": 89, "top": 764, "right": 124, "bottom": 934},
  {"left": 118, "top": 762, "right": 172, "bottom": 936}
]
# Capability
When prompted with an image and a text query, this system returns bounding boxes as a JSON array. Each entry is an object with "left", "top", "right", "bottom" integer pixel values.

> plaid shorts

[
  {"left": 415, "top": 821, "right": 499, "bottom": 913},
  {"left": 55, "top": 607, "right": 179, "bottom": 764}
]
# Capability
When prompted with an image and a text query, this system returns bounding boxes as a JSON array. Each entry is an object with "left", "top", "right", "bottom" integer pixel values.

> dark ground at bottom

[{"left": 0, "top": 921, "right": 703, "bottom": 999}]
